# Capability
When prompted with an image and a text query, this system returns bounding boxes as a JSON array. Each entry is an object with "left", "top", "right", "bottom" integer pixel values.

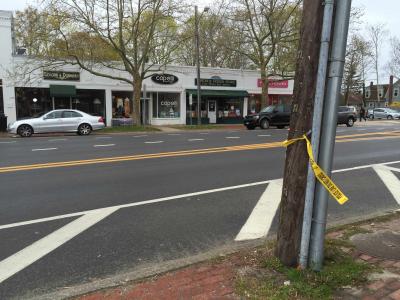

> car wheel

[
  {"left": 17, "top": 124, "right": 33, "bottom": 137},
  {"left": 246, "top": 125, "right": 255, "bottom": 130},
  {"left": 346, "top": 118, "right": 354, "bottom": 127},
  {"left": 387, "top": 115, "right": 393, "bottom": 120},
  {"left": 260, "top": 119, "right": 270, "bottom": 129},
  {"left": 277, "top": 125, "right": 285, "bottom": 129},
  {"left": 78, "top": 123, "right": 92, "bottom": 136}
]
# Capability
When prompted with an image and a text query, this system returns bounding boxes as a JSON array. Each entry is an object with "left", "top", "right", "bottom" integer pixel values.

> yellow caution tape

[{"left": 283, "top": 135, "right": 348, "bottom": 205}]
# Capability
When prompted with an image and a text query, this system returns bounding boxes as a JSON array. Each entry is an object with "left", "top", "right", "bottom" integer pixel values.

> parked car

[
  {"left": 8, "top": 109, "right": 105, "bottom": 137},
  {"left": 368, "top": 108, "right": 400, "bottom": 120},
  {"left": 243, "top": 104, "right": 291, "bottom": 130},
  {"left": 337, "top": 106, "right": 357, "bottom": 127},
  {"left": 244, "top": 105, "right": 357, "bottom": 130}
]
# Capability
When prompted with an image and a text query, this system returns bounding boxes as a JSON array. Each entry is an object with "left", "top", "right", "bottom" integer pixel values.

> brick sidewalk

[{"left": 78, "top": 261, "right": 239, "bottom": 300}]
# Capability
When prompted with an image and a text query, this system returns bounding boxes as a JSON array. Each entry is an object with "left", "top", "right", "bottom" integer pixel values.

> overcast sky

[{"left": 1, "top": 0, "right": 398, "bottom": 83}]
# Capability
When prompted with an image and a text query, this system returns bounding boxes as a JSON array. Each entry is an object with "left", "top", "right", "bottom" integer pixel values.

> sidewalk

[{"left": 75, "top": 212, "right": 400, "bottom": 300}]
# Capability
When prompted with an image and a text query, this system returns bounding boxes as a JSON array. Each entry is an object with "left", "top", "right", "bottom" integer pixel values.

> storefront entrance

[
  {"left": 208, "top": 100, "right": 216, "bottom": 123},
  {"left": 186, "top": 89, "right": 248, "bottom": 124}
]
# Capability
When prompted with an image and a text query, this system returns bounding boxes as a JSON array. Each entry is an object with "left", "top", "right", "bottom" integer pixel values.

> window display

[
  {"left": 217, "top": 99, "right": 243, "bottom": 119},
  {"left": 152, "top": 92, "right": 180, "bottom": 118},
  {"left": 112, "top": 91, "right": 132, "bottom": 118}
]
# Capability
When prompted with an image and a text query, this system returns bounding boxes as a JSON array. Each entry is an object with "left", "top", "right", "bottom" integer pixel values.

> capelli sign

[{"left": 151, "top": 73, "right": 178, "bottom": 85}]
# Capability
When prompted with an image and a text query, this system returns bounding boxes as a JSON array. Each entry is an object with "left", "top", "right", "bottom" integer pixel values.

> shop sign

[
  {"left": 257, "top": 79, "right": 289, "bottom": 88},
  {"left": 160, "top": 100, "right": 178, "bottom": 106},
  {"left": 43, "top": 70, "right": 80, "bottom": 81},
  {"left": 195, "top": 78, "right": 237, "bottom": 87},
  {"left": 151, "top": 73, "right": 179, "bottom": 84}
]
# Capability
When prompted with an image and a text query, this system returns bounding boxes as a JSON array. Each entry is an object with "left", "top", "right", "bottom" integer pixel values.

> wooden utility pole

[{"left": 275, "top": 0, "right": 325, "bottom": 267}]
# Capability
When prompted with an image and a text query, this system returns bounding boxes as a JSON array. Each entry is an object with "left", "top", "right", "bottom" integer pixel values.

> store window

[
  {"left": 15, "top": 87, "right": 105, "bottom": 120},
  {"left": 217, "top": 98, "right": 243, "bottom": 119},
  {"left": 247, "top": 95, "right": 261, "bottom": 114},
  {"left": 152, "top": 92, "right": 180, "bottom": 118},
  {"left": 112, "top": 91, "right": 133, "bottom": 118},
  {"left": 394, "top": 89, "right": 399, "bottom": 97}
]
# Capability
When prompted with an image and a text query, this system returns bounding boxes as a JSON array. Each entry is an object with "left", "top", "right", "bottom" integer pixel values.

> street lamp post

[{"left": 195, "top": 5, "right": 209, "bottom": 126}]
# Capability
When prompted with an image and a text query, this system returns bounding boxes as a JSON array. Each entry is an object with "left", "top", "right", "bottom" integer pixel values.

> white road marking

[
  {"left": 188, "top": 138, "right": 204, "bottom": 141},
  {"left": 2, "top": 160, "right": 400, "bottom": 232},
  {"left": 0, "top": 180, "right": 273, "bottom": 230},
  {"left": 356, "top": 129, "right": 367, "bottom": 131},
  {"left": 225, "top": 136, "right": 240, "bottom": 139},
  {"left": 93, "top": 144, "right": 115, "bottom": 147},
  {"left": 0, "top": 141, "right": 17, "bottom": 144},
  {"left": 31, "top": 148, "right": 58, "bottom": 152},
  {"left": 145, "top": 141, "right": 163, "bottom": 144},
  {"left": 373, "top": 165, "right": 400, "bottom": 205},
  {"left": 48, "top": 138, "right": 67, "bottom": 142},
  {"left": 199, "top": 132, "right": 209, "bottom": 135},
  {"left": 95, "top": 136, "right": 112, "bottom": 139},
  {"left": 0, "top": 207, "right": 118, "bottom": 284},
  {"left": 132, "top": 135, "right": 148, "bottom": 138},
  {"left": 235, "top": 179, "right": 283, "bottom": 241},
  {"left": 167, "top": 133, "right": 181, "bottom": 136},
  {"left": 257, "top": 134, "right": 271, "bottom": 137}
]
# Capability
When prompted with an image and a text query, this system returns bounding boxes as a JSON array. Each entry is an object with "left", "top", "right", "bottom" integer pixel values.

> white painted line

[
  {"left": 167, "top": 133, "right": 181, "bottom": 136},
  {"left": 95, "top": 136, "right": 112, "bottom": 139},
  {"left": 235, "top": 179, "right": 283, "bottom": 241},
  {"left": 257, "top": 134, "right": 271, "bottom": 137},
  {"left": 199, "top": 132, "right": 209, "bottom": 135},
  {"left": 48, "top": 138, "right": 67, "bottom": 142},
  {"left": 356, "top": 129, "right": 367, "bottom": 131},
  {"left": 0, "top": 207, "right": 118, "bottom": 284},
  {"left": 31, "top": 148, "right": 58, "bottom": 152},
  {"left": 0, "top": 180, "right": 273, "bottom": 230},
  {"left": 2, "top": 159, "right": 400, "bottom": 231},
  {"left": 132, "top": 135, "right": 148, "bottom": 138},
  {"left": 0, "top": 141, "right": 17, "bottom": 144},
  {"left": 145, "top": 141, "right": 164, "bottom": 144},
  {"left": 225, "top": 137, "right": 240, "bottom": 139},
  {"left": 373, "top": 165, "right": 400, "bottom": 205},
  {"left": 188, "top": 138, "right": 204, "bottom": 141},
  {"left": 93, "top": 144, "right": 115, "bottom": 147}
]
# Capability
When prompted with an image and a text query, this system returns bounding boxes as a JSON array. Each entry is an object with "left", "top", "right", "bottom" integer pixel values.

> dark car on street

[
  {"left": 337, "top": 106, "right": 357, "bottom": 127},
  {"left": 243, "top": 104, "right": 291, "bottom": 130},
  {"left": 244, "top": 104, "right": 357, "bottom": 130}
]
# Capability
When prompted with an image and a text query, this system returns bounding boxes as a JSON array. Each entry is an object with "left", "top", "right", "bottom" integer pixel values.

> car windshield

[{"left": 260, "top": 106, "right": 275, "bottom": 113}]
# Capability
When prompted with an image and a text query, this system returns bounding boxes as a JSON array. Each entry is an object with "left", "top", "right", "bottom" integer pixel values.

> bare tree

[
  {"left": 342, "top": 34, "right": 371, "bottom": 105},
  {"left": 229, "top": 0, "right": 301, "bottom": 108},
  {"left": 387, "top": 36, "right": 400, "bottom": 78},
  {"left": 368, "top": 23, "right": 387, "bottom": 106}
]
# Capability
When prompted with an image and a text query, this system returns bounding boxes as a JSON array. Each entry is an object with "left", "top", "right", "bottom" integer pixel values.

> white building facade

[{"left": 0, "top": 10, "right": 293, "bottom": 127}]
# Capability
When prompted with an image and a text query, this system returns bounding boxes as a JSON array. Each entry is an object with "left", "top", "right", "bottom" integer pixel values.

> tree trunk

[
  {"left": 132, "top": 74, "right": 142, "bottom": 125},
  {"left": 260, "top": 65, "right": 269, "bottom": 108},
  {"left": 275, "top": 0, "right": 324, "bottom": 267}
]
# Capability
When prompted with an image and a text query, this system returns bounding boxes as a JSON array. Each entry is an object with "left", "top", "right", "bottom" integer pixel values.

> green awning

[
  {"left": 49, "top": 85, "right": 76, "bottom": 97},
  {"left": 186, "top": 89, "right": 248, "bottom": 97}
]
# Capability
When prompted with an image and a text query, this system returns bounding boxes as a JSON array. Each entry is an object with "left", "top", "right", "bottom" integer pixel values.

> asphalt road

[{"left": 0, "top": 121, "right": 400, "bottom": 299}]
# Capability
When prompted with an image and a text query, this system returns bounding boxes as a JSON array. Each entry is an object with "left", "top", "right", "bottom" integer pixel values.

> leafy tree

[{"left": 15, "top": 0, "right": 182, "bottom": 123}]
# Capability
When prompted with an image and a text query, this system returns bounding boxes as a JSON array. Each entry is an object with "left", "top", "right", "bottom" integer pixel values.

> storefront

[
  {"left": 0, "top": 11, "right": 294, "bottom": 127},
  {"left": 247, "top": 79, "right": 294, "bottom": 115},
  {"left": 186, "top": 90, "right": 248, "bottom": 124},
  {"left": 15, "top": 86, "right": 105, "bottom": 121}
]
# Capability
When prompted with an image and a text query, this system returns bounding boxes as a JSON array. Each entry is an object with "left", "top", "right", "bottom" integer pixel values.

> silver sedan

[{"left": 8, "top": 109, "right": 105, "bottom": 137}]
